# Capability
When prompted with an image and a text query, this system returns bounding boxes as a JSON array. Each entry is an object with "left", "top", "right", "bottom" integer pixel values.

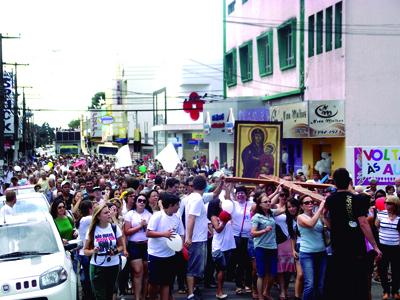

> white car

[
  {"left": 0, "top": 192, "right": 50, "bottom": 214},
  {"left": 0, "top": 212, "right": 79, "bottom": 299}
]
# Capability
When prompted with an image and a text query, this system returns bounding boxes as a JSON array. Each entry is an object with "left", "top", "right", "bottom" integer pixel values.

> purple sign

[{"left": 238, "top": 108, "right": 269, "bottom": 122}]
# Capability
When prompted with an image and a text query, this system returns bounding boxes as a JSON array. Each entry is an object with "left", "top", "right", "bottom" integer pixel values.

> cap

[
  {"left": 93, "top": 186, "right": 101, "bottom": 191},
  {"left": 61, "top": 180, "right": 71, "bottom": 188}
]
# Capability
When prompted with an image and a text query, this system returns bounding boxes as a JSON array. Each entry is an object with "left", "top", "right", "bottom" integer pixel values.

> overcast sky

[{"left": 1, "top": 0, "right": 222, "bottom": 128}]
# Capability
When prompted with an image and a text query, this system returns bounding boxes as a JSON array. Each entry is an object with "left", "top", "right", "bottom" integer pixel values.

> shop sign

[
  {"left": 354, "top": 146, "right": 400, "bottom": 186},
  {"left": 270, "top": 102, "right": 308, "bottom": 138},
  {"left": 308, "top": 100, "right": 345, "bottom": 137},
  {"left": 192, "top": 133, "right": 204, "bottom": 140},
  {"left": 203, "top": 106, "right": 236, "bottom": 143},
  {"left": 3, "top": 71, "right": 14, "bottom": 135}
]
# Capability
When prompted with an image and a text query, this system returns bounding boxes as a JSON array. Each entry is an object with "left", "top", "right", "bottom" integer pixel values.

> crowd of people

[{"left": 0, "top": 154, "right": 399, "bottom": 300}]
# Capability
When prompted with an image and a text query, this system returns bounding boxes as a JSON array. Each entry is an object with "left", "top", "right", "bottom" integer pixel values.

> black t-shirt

[{"left": 326, "top": 191, "right": 368, "bottom": 258}]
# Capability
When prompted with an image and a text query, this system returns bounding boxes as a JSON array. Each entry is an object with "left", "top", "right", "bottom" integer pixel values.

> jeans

[
  {"left": 232, "top": 236, "right": 252, "bottom": 288},
  {"left": 299, "top": 251, "right": 327, "bottom": 300},
  {"left": 378, "top": 244, "right": 400, "bottom": 295},
  {"left": 187, "top": 241, "right": 207, "bottom": 278},
  {"left": 79, "top": 255, "right": 94, "bottom": 300}
]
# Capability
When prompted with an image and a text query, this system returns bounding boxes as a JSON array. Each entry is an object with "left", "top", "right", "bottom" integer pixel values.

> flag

[
  {"left": 155, "top": 143, "right": 181, "bottom": 173},
  {"left": 115, "top": 145, "right": 132, "bottom": 169}
]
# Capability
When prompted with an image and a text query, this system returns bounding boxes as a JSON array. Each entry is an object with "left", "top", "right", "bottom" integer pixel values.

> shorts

[
  {"left": 212, "top": 249, "right": 232, "bottom": 272},
  {"left": 148, "top": 255, "right": 176, "bottom": 285},
  {"left": 255, "top": 247, "right": 277, "bottom": 277},
  {"left": 128, "top": 241, "right": 148, "bottom": 261},
  {"left": 187, "top": 241, "right": 207, "bottom": 278}
]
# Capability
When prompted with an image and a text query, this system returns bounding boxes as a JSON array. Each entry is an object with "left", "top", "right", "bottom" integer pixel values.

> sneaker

[{"left": 187, "top": 294, "right": 195, "bottom": 300}]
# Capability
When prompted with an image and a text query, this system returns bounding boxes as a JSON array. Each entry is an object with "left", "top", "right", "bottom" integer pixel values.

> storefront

[
  {"left": 203, "top": 98, "right": 265, "bottom": 168},
  {"left": 269, "top": 100, "right": 345, "bottom": 177}
]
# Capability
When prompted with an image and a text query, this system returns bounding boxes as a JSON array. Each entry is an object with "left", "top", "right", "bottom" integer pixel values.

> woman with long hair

[
  {"left": 148, "top": 189, "right": 161, "bottom": 212},
  {"left": 124, "top": 194, "right": 153, "bottom": 300},
  {"left": 50, "top": 197, "right": 78, "bottom": 244},
  {"left": 286, "top": 198, "right": 303, "bottom": 300},
  {"left": 251, "top": 193, "right": 285, "bottom": 300},
  {"left": 375, "top": 195, "right": 400, "bottom": 300},
  {"left": 271, "top": 188, "right": 296, "bottom": 300},
  {"left": 297, "top": 195, "right": 327, "bottom": 300},
  {"left": 77, "top": 200, "right": 94, "bottom": 300},
  {"left": 84, "top": 203, "right": 124, "bottom": 300}
]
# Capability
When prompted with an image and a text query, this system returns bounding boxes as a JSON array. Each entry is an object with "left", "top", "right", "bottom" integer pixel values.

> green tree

[
  {"left": 68, "top": 119, "right": 80, "bottom": 129},
  {"left": 34, "top": 122, "right": 55, "bottom": 146},
  {"left": 88, "top": 92, "right": 105, "bottom": 109}
]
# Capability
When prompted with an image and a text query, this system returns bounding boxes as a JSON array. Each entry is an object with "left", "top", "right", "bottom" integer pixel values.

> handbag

[
  {"left": 275, "top": 223, "right": 288, "bottom": 244},
  {"left": 322, "top": 225, "right": 331, "bottom": 247}
]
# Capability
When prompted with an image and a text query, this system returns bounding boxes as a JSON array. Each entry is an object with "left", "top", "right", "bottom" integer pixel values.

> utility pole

[
  {"left": 21, "top": 86, "right": 32, "bottom": 157},
  {"left": 0, "top": 33, "right": 20, "bottom": 163},
  {"left": 3, "top": 62, "right": 29, "bottom": 161}
]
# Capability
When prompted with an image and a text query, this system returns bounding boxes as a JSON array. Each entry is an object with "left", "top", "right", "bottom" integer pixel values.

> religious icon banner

[{"left": 234, "top": 121, "right": 282, "bottom": 178}]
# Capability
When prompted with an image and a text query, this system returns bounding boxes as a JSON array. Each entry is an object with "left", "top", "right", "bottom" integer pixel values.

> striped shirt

[{"left": 377, "top": 210, "right": 400, "bottom": 246}]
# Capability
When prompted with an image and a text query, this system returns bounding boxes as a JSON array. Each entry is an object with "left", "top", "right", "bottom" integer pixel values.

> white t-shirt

[
  {"left": 185, "top": 192, "right": 208, "bottom": 242},
  {"left": 147, "top": 210, "right": 184, "bottom": 258},
  {"left": 88, "top": 223, "right": 122, "bottom": 267},
  {"left": 178, "top": 192, "right": 215, "bottom": 218},
  {"left": 124, "top": 209, "right": 152, "bottom": 242},
  {"left": 78, "top": 216, "right": 92, "bottom": 256},
  {"left": 212, "top": 220, "right": 236, "bottom": 252},
  {"left": 0, "top": 204, "right": 15, "bottom": 219},
  {"left": 231, "top": 200, "right": 253, "bottom": 238}
]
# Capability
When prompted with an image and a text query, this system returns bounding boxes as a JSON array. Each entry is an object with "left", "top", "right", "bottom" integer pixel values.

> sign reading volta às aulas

[{"left": 354, "top": 146, "right": 400, "bottom": 186}]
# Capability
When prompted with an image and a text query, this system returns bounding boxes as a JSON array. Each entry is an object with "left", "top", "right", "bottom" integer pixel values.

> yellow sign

[{"left": 192, "top": 132, "right": 204, "bottom": 140}]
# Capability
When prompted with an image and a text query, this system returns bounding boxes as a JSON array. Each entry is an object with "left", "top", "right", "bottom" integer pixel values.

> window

[
  {"left": 325, "top": 6, "right": 333, "bottom": 51},
  {"left": 316, "top": 11, "right": 323, "bottom": 54},
  {"left": 239, "top": 40, "right": 253, "bottom": 82},
  {"left": 308, "top": 15, "right": 315, "bottom": 57},
  {"left": 228, "top": 1, "right": 235, "bottom": 15},
  {"left": 225, "top": 48, "right": 237, "bottom": 87},
  {"left": 335, "top": 1, "right": 342, "bottom": 48},
  {"left": 277, "top": 18, "right": 296, "bottom": 70},
  {"left": 257, "top": 31, "right": 273, "bottom": 76}
]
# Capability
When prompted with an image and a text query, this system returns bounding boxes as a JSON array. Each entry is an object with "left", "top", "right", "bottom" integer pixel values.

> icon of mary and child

[{"left": 241, "top": 128, "right": 275, "bottom": 178}]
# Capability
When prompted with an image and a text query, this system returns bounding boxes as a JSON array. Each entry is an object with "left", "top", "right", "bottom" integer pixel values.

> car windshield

[
  {"left": 0, "top": 220, "right": 59, "bottom": 258},
  {"left": 0, "top": 196, "right": 49, "bottom": 213}
]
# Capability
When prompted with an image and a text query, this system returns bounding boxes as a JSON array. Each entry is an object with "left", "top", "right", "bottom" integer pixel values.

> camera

[{"left": 106, "top": 246, "right": 118, "bottom": 256}]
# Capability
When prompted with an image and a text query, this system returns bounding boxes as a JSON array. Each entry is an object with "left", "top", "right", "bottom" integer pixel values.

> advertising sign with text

[
  {"left": 270, "top": 102, "right": 308, "bottom": 138},
  {"left": 354, "top": 146, "right": 400, "bottom": 185},
  {"left": 308, "top": 100, "right": 345, "bottom": 137}
]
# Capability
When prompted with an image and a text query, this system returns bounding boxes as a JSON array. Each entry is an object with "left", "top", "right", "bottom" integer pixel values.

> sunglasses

[
  {"left": 385, "top": 202, "right": 394, "bottom": 204},
  {"left": 261, "top": 200, "right": 271, "bottom": 204},
  {"left": 302, "top": 201, "right": 314, "bottom": 205},
  {"left": 137, "top": 198, "right": 146, "bottom": 203}
]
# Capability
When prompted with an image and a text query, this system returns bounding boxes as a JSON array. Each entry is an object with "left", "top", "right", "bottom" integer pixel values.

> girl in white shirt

[
  {"left": 84, "top": 203, "right": 124, "bottom": 300},
  {"left": 124, "top": 194, "right": 153, "bottom": 300}
]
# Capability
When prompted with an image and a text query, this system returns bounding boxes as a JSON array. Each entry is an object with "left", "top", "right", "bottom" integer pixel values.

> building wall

[
  {"left": 304, "top": 0, "right": 345, "bottom": 101},
  {"left": 345, "top": 0, "right": 400, "bottom": 171},
  {"left": 226, "top": 0, "right": 300, "bottom": 97}
]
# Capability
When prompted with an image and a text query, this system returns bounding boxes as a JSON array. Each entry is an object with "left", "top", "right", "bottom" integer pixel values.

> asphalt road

[{"left": 118, "top": 280, "right": 384, "bottom": 300}]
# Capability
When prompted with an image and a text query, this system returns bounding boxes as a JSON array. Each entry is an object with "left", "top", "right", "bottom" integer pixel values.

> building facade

[{"left": 223, "top": 0, "right": 400, "bottom": 182}]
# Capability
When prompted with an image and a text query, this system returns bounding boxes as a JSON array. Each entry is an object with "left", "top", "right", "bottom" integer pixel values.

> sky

[{"left": 1, "top": 0, "right": 223, "bottom": 128}]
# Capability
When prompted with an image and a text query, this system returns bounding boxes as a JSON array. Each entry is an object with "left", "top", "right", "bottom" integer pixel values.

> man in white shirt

[
  {"left": 184, "top": 175, "right": 208, "bottom": 300},
  {"left": 0, "top": 190, "right": 17, "bottom": 220}
]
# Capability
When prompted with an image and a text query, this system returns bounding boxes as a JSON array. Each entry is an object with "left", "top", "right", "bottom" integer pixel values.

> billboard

[
  {"left": 3, "top": 71, "right": 14, "bottom": 135},
  {"left": 354, "top": 146, "right": 400, "bottom": 186}
]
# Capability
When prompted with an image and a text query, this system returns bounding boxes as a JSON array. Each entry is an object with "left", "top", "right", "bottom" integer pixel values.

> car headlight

[{"left": 39, "top": 266, "right": 68, "bottom": 289}]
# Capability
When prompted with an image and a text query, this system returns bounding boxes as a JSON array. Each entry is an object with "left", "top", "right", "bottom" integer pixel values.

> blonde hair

[
  {"left": 86, "top": 203, "right": 108, "bottom": 250},
  {"left": 385, "top": 195, "right": 400, "bottom": 215}
]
